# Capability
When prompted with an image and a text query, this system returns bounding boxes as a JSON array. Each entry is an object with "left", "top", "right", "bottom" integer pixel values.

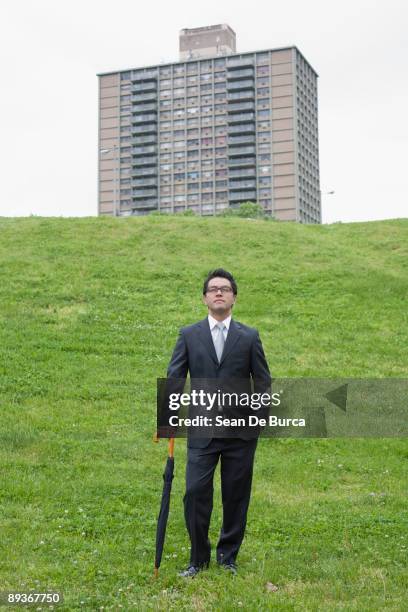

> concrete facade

[{"left": 98, "top": 26, "right": 321, "bottom": 223}]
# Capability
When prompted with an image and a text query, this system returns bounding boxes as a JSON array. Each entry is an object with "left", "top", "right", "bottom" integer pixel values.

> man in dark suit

[{"left": 166, "top": 268, "right": 271, "bottom": 577}]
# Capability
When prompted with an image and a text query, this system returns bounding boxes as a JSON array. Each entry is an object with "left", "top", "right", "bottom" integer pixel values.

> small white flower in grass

[
  {"left": 82, "top": 532, "right": 86, "bottom": 536},
  {"left": 237, "top": 602, "right": 243, "bottom": 607},
  {"left": 172, "top": 553, "right": 177, "bottom": 557},
  {"left": 64, "top": 510, "right": 69, "bottom": 514},
  {"left": 40, "top": 540, "right": 44, "bottom": 544}
]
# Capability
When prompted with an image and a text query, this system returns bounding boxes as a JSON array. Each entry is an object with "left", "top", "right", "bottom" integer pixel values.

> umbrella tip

[
  {"left": 153, "top": 433, "right": 159, "bottom": 443},
  {"left": 154, "top": 567, "right": 159, "bottom": 578}
]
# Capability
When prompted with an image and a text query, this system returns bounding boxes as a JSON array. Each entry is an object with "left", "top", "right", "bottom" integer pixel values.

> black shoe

[
  {"left": 178, "top": 563, "right": 209, "bottom": 578},
  {"left": 219, "top": 561, "right": 237, "bottom": 575}
]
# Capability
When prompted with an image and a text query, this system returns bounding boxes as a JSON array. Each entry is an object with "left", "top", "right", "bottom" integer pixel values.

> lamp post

[
  {"left": 100, "top": 145, "right": 120, "bottom": 216},
  {"left": 320, "top": 190, "right": 335, "bottom": 223}
]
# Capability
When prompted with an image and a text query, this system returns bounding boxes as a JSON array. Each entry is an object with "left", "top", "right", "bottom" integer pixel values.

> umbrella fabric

[{"left": 154, "top": 440, "right": 175, "bottom": 575}]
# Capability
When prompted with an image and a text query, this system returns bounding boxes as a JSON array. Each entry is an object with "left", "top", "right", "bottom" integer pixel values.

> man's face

[{"left": 203, "top": 276, "right": 236, "bottom": 316}]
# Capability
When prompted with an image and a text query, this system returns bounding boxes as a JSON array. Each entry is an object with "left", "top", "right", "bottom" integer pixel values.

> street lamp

[
  {"left": 100, "top": 145, "right": 119, "bottom": 216},
  {"left": 320, "top": 190, "right": 335, "bottom": 224}
]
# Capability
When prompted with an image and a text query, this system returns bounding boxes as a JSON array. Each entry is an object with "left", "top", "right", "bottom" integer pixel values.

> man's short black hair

[{"left": 203, "top": 268, "right": 238, "bottom": 295}]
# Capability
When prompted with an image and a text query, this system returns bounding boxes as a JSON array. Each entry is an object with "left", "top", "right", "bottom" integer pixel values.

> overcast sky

[{"left": 0, "top": 0, "right": 406, "bottom": 223}]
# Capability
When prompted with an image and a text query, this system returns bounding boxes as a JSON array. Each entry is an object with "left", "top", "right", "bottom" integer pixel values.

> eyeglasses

[{"left": 206, "top": 286, "right": 233, "bottom": 294}]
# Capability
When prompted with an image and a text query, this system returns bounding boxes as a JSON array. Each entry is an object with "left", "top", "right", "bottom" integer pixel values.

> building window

[
  {"left": 121, "top": 71, "right": 131, "bottom": 80},
  {"left": 257, "top": 52, "right": 269, "bottom": 63},
  {"left": 187, "top": 62, "right": 198, "bottom": 73},
  {"left": 216, "top": 191, "right": 227, "bottom": 200}
]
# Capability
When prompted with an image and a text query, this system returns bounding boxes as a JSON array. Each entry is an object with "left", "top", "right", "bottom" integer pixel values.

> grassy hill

[{"left": 0, "top": 216, "right": 407, "bottom": 610}]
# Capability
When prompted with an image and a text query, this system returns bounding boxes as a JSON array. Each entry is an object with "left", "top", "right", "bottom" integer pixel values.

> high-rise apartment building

[{"left": 98, "top": 25, "right": 320, "bottom": 223}]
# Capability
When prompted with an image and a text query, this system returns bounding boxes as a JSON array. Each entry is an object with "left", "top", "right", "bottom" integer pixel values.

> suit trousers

[{"left": 184, "top": 437, "right": 258, "bottom": 566}]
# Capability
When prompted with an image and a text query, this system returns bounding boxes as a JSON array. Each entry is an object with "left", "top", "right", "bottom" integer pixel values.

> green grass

[{"left": 0, "top": 215, "right": 407, "bottom": 611}]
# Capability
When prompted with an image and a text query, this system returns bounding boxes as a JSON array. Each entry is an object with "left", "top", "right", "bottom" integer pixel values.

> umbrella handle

[{"left": 168, "top": 438, "right": 175, "bottom": 458}]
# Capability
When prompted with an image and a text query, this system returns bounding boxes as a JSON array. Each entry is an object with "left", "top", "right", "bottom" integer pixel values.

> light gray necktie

[{"left": 214, "top": 322, "right": 226, "bottom": 362}]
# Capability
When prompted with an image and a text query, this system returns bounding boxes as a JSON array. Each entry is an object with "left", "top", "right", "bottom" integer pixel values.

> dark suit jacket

[{"left": 166, "top": 317, "right": 271, "bottom": 448}]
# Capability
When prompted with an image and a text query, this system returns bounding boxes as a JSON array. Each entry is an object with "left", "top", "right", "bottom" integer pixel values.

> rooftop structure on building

[{"left": 98, "top": 24, "right": 321, "bottom": 223}]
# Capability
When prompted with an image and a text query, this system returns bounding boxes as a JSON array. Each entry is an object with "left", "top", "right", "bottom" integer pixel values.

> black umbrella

[{"left": 154, "top": 437, "right": 175, "bottom": 577}]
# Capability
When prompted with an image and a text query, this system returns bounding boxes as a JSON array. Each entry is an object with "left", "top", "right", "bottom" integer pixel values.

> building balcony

[
  {"left": 228, "top": 135, "right": 256, "bottom": 146},
  {"left": 229, "top": 189, "right": 257, "bottom": 201},
  {"left": 228, "top": 146, "right": 256, "bottom": 157},
  {"left": 227, "top": 112, "right": 255, "bottom": 124},
  {"left": 132, "top": 198, "right": 158, "bottom": 209},
  {"left": 132, "top": 114, "right": 158, "bottom": 124},
  {"left": 229, "top": 179, "right": 257, "bottom": 190},
  {"left": 132, "top": 70, "right": 158, "bottom": 82},
  {"left": 132, "top": 167, "right": 157, "bottom": 177},
  {"left": 132, "top": 178, "right": 158, "bottom": 187},
  {"left": 131, "top": 92, "right": 157, "bottom": 103},
  {"left": 227, "top": 79, "right": 255, "bottom": 91},
  {"left": 132, "top": 102, "right": 157, "bottom": 113},
  {"left": 227, "top": 57, "right": 254, "bottom": 69},
  {"left": 228, "top": 156, "right": 256, "bottom": 167},
  {"left": 131, "top": 123, "right": 157, "bottom": 134},
  {"left": 228, "top": 123, "right": 255, "bottom": 135},
  {"left": 227, "top": 101, "right": 255, "bottom": 113},
  {"left": 133, "top": 187, "right": 158, "bottom": 198},
  {"left": 228, "top": 167, "right": 257, "bottom": 178},
  {"left": 227, "top": 91, "right": 255, "bottom": 102},
  {"left": 132, "top": 157, "right": 158, "bottom": 167},
  {"left": 131, "top": 145, "right": 157, "bottom": 156},
  {"left": 132, "top": 81, "right": 157, "bottom": 92},
  {"left": 226, "top": 68, "right": 254, "bottom": 80},
  {"left": 135, "top": 134, "right": 157, "bottom": 145}
]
